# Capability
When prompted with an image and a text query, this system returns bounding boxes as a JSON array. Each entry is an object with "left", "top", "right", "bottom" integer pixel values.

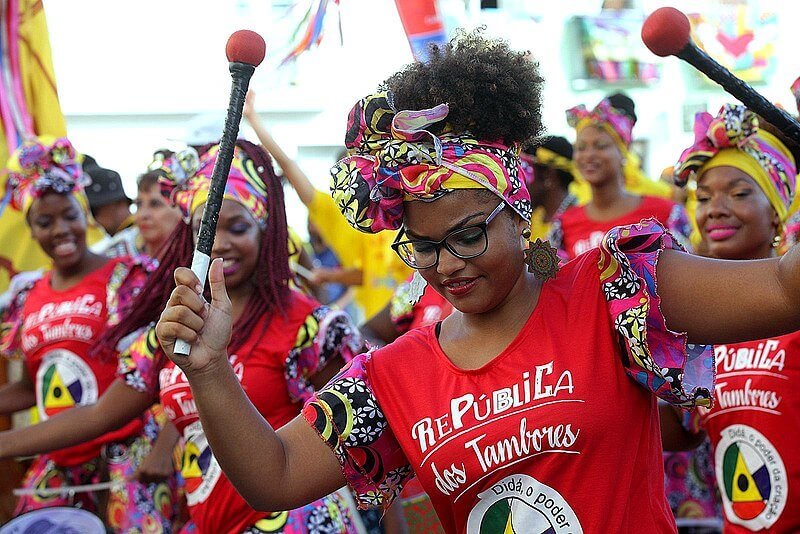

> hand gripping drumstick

[
  {"left": 641, "top": 7, "right": 800, "bottom": 145},
  {"left": 174, "top": 30, "right": 266, "bottom": 356}
]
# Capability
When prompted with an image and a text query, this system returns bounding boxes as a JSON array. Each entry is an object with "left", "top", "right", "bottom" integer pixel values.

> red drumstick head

[
  {"left": 226, "top": 30, "right": 266, "bottom": 67},
  {"left": 641, "top": 7, "right": 691, "bottom": 57}
]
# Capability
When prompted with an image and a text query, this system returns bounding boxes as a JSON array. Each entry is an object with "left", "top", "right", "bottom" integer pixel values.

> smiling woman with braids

[
  {"left": 0, "top": 140, "right": 363, "bottom": 533},
  {"left": 155, "top": 33, "right": 800, "bottom": 534}
]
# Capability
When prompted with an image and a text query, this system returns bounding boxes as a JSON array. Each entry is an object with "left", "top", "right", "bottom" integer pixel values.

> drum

[{"left": 0, "top": 507, "right": 105, "bottom": 534}]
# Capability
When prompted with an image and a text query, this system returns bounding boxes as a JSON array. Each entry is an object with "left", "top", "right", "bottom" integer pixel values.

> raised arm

[
  {"left": 0, "top": 378, "right": 154, "bottom": 459},
  {"left": 244, "top": 91, "right": 316, "bottom": 206},
  {"left": 657, "top": 246, "right": 800, "bottom": 344},
  {"left": 156, "top": 260, "right": 346, "bottom": 511}
]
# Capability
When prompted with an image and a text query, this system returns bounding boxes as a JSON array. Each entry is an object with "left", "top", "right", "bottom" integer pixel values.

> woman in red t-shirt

[
  {"left": 0, "top": 141, "right": 362, "bottom": 533},
  {"left": 662, "top": 104, "right": 800, "bottom": 533},
  {"left": 549, "top": 96, "right": 692, "bottom": 260},
  {"left": 155, "top": 35, "right": 800, "bottom": 534},
  {"left": 0, "top": 137, "right": 177, "bottom": 530}
]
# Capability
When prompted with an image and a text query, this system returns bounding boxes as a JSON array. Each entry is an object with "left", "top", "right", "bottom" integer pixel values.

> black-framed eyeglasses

[{"left": 391, "top": 202, "right": 505, "bottom": 269}]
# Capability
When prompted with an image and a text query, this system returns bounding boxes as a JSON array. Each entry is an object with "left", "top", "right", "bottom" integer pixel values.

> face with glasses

[
  {"left": 392, "top": 201, "right": 505, "bottom": 269},
  {"left": 398, "top": 190, "right": 529, "bottom": 314}
]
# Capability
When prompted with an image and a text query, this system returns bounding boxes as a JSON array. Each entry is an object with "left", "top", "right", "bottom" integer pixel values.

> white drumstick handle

[{"left": 173, "top": 251, "right": 211, "bottom": 356}]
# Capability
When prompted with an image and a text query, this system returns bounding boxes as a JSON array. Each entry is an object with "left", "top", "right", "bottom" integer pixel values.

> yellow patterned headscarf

[
  {"left": 330, "top": 91, "right": 531, "bottom": 233},
  {"left": 676, "top": 104, "right": 796, "bottom": 224}
]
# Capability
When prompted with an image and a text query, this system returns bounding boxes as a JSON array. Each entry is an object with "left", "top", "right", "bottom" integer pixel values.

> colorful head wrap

[
  {"left": 6, "top": 137, "right": 90, "bottom": 215},
  {"left": 159, "top": 144, "right": 269, "bottom": 227},
  {"left": 675, "top": 104, "right": 797, "bottom": 224},
  {"left": 566, "top": 98, "right": 634, "bottom": 152},
  {"left": 329, "top": 91, "right": 531, "bottom": 234},
  {"left": 564, "top": 98, "right": 673, "bottom": 199}
]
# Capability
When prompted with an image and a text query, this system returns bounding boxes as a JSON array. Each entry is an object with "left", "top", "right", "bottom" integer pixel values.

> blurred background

[{"left": 34, "top": 0, "right": 800, "bottom": 238}]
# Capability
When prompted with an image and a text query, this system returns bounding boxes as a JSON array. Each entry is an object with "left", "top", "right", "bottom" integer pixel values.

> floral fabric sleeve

[
  {"left": 117, "top": 325, "right": 164, "bottom": 397},
  {"left": 106, "top": 255, "right": 154, "bottom": 328},
  {"left": 284, "top": 306, "right": 364, "bottom": 404},
  {"left": 302, "top": 354, "right": 413, "bottom": 511},
  {"left": 599, "top": 218, "right": 714, "bottom": 407},
  {"left": 0, "top": 270, "right": 42, "bottom": 359}
]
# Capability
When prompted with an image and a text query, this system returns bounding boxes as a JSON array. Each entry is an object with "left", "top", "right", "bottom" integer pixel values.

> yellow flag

[{"left": 0, "top": 0, "right": 102, "bottom": 291}]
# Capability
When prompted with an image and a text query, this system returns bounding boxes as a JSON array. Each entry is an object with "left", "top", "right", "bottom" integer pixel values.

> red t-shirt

[
  {"left": 555, "top": 196, "right": 685, "bottom": 260},
  {"left": 158, "top": 292, "right": 352, "bottom": 534},
  {"left": 368, "top": 253, "right": 672, "bottom": 533},
  {"left": 699, "top": 331, "right": 800, "bottom": 533},
  {"left": 305, "top": 221, "right": 719, "bottom": 534},
  {"left": 20, "top": 260, "right": 142, "bottom": 466}
]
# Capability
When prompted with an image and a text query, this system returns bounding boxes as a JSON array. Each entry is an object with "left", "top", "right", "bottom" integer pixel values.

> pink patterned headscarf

[
  {"left": 566, "top": 98, "right": 634, "bottom": 150},
  {"left": 159, "top": 145, "right": 269, "bottom": 227},
  {"left": 675, "top": 104, "right": 796, "bottom": 223},
  {"left": 6, "top": 137, "right": 90, "bottom": 214},
  {"left": 329, "top": 91, "right": 531, "bottom": 233}
]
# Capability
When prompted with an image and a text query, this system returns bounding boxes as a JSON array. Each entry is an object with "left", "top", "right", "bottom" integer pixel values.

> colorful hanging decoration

[
  {"left": 575, "top": 12, "right": 660, "bottom": 84},
  {"left": 688, "top": 3, "right": 778, "bottom": 84},
  {"left": 1, "top": 0, "right": 36, "bottom": 155},
  {"left": 280, "top": 0, "right": 341, "bottom": 65},
  {"left": 393, "top": 0, "right": 447, "bottom": 63},
  {"left": 0, "top": 0, "right": 70, "bottom": 292}
]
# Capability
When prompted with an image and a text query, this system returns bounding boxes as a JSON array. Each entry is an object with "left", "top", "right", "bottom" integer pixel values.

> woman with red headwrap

[
  {"left": 549, "top": 97, "right": 692, "bottom": 260},
  {"left": 0, "top": 140, "right": 362, "bottom": 533},
  {"left": 0, "top": 137, "right": 177, "bottom": 531},
  {"left": 662, "top": 104, "right": 800, "bottom": 533},
  {"left": 155, "top": 33, "right": 800, "bottom": 533}
]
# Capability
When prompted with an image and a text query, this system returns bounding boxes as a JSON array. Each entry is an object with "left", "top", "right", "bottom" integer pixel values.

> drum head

[{"left": 0, "top": 507, "right": 105, "bottom": 534}]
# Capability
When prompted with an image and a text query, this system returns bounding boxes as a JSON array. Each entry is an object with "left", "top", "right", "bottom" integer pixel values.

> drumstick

[
  {"left": 174, "top": 30, "right": 266, "bottom": 356},
  {"left": 641, "top": 7, "right": 800, "bottom": 144},
  {"left": 14, "top": 480, "right": 124, "bottom": 497}
]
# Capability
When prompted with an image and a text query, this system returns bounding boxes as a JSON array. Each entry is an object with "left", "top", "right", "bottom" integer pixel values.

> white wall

[{"left": 45, "top": 0, "right": 800, "bottom": 237}]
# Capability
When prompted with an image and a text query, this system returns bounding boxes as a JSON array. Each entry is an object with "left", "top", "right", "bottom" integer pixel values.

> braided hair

[{"left": 93, "top": 140, "right": 292, "bottom": 360}]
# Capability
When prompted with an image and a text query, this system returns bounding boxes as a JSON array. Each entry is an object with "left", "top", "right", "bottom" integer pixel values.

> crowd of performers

[{"left": 1, "top": 31, "right": 799, "bottom": 534}]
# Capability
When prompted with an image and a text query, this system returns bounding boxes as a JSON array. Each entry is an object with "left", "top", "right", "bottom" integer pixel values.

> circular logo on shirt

[
  {"left": 715, "top": 424, "right": 786, "bottom": 529},
  {"left": 181, "top": 421, "right": 222, "bottom": 506},
  {"left": 35, "top": 349, "right": 98, "bottom": 420},
  {"left": 466, "top": 474, "right": 583, "bottom": 534}
]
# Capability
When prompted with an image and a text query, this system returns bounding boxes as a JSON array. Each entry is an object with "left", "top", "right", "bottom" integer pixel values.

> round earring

[
  {"left": 524, "top": 238, "right": 560, "bottom": 281},
  {"left": 772, "top": 234, "right": 782, "bottom": 249},
  {"left": 520, "top": 227, "right": 532, "bottom": 249}
]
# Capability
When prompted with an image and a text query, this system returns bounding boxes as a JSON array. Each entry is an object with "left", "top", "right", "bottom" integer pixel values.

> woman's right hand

[{"left": 156, "top": 259, "right": 232, "bottom": 375}]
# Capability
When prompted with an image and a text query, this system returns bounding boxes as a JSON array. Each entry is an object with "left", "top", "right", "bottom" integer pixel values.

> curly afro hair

[{"left": 381, "top": 30, "right": 544, "bottom": 146}]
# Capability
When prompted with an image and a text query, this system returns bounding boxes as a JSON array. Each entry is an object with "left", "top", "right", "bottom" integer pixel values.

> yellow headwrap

[{"left": 676, "top": 105, "right": 797, "bottom": 225}]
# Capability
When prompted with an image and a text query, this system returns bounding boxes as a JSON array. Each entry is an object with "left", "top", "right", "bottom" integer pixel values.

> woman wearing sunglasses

[{"left": 156, "top": 33, "right": 800, "bottom": 533}]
